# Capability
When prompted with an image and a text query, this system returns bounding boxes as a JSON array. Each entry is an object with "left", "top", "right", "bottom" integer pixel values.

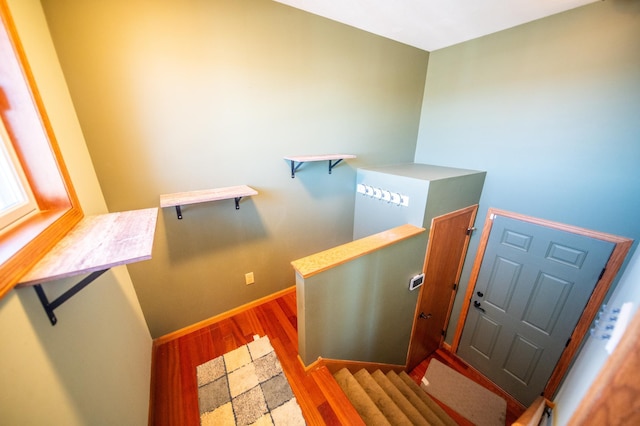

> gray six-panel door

[{"left": 458, "top": 215, "right": 614, "bottom": 405}]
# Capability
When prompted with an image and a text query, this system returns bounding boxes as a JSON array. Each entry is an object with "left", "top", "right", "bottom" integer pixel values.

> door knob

[
  {"left": 419, "top": 312, "right": 432, "bottom": 320},
  {"left": 473, "top": 300, "right": 485, "bottom": 313}
]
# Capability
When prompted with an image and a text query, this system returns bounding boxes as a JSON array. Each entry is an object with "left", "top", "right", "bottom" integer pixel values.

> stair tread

[
  {"left": 333, "top": 367, "right": 460, "bottom": 426},
  {"left": 334, "top": 368, "right": 391, "bottom": 426},
  {"left": 387, "top": 370, "right": 451, "bottom": 426},
  {"left": 371, "top": 370, "right": 431, "bottom": 426},
  {"left": 353, "top": 369, "right": 413, "bottom": 426}
]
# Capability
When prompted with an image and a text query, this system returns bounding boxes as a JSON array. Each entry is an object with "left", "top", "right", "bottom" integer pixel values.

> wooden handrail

[{"left": 291, "top": 223, "right": 424, "bottom": 278}]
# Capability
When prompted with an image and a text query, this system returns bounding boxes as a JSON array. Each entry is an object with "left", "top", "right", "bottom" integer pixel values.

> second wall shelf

[{"left": 160, "top": 185, "right": 258, "bottom": 219}]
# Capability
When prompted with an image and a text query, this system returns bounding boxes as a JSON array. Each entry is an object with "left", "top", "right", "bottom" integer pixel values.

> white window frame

[{"left": 0, "top": 115, "right": 37, "bottom": 230}]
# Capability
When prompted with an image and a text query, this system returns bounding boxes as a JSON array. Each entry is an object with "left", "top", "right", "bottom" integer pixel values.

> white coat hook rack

[
  {"left": 591, "top": 302, "right": 634, "bottom": 354},
  {"left": 356, "top": 183, "right": 409, "bottom": 207},
  {"left": 590, "top": 304, "right": 621, "bottom": 340}
]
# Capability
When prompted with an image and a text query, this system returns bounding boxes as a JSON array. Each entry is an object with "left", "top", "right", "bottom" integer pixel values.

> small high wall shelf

[
  {"left": 17, "top": 208, "right": 158, "bottom": 325},
  {"left": 284, "top": 154, "right": 356, "bottom": 178},
  {"left": 160, "top": 185, "right": 258, "bottom": 219}
]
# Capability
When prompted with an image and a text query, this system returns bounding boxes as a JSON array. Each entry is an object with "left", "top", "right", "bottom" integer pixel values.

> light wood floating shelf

[
  {"left": 284, "top": 154, "right": 356, "bottom": 178},
  {"left": 160, "top": 185, "right": 258, "bottom": 219},
  {"left": 17, "top": 208, "right": 158, "bottom": 325}
]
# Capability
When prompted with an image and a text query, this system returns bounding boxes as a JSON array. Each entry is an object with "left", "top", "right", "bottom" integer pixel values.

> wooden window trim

[{"left": 0, "top": 1, "right": 82, "bottom": 299}]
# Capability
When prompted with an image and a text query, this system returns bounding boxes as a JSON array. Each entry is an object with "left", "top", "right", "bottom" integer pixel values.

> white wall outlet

[{"left": 245, "top": 272, "right": 254, "bottom": 285}]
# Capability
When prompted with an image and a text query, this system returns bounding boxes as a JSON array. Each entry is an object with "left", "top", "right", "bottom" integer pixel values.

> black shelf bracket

[
  {"left": 328, "top": 159, "right": 343, "bottom": 174},
  {"left": 173, "top": 198, "right": 245, "bottom": 219},
  {"left": 33, "top": 269, "right": 108, "bottom": 326},
  {"left": 289, "top": 159, "right": 346, "bottom": 178},
  {"left": 289, "top": 160, "right": 304, "bottom": 178}
]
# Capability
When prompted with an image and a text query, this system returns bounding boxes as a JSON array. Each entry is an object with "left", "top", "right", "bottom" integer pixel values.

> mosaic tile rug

[{"left": 197, "top": 335, "right": 306, "bottom": 426}]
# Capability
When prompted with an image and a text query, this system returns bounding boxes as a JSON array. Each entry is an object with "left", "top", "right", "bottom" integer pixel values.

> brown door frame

[{"left": 451, "top": 208, "right": 633, "bottom": 400}]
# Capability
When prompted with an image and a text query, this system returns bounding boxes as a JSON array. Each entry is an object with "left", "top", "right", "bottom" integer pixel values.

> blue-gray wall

[{"left": 415, "top": 0, "right": 640, "bottom": 343}]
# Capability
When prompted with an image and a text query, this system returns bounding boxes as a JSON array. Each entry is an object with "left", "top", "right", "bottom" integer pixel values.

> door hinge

[
  {"left": 598, "top": 268, "right": 606, "bottom": 281},
  {"left": 466, "top": 227, "right": 476, "bottom": 236},
  {"left": 453, "top": 283, "right": 458, "bottom": 291},
  {"left": 565, "top": 337, "right": 572, "bottom": 348},
  {"left": 441, "top": 329, "right": 446, "bottom": 337}
]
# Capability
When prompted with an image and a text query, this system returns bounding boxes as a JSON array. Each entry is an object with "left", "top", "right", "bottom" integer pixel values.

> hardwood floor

[{"left": 149, "top": 288, "right": 524, "bottom": 425}]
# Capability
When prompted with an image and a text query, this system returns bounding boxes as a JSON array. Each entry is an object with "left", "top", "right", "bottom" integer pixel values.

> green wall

[
  {"left": 414, "top": 0, "right": 640, "bottom": 342},
  {"left": 40, "top": 0, "right": 430, "bottom": 337},
  {"left": 0, "top": 1, "right": 152, "bottom": 424}
]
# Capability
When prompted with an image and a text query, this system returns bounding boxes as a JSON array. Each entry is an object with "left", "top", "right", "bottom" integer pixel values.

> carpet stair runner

[{"left": 334, "top": 368, "right": 458, "bottom": 426}]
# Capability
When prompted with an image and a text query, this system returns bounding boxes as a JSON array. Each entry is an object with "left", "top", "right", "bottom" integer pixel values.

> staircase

[{"left": 333, "top": 368, "right": 457, "bottom": 426}]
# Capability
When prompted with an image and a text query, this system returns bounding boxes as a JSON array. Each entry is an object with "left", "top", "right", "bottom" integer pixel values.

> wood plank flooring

[{"left": 149, "top": 289, "right": 524, "bottom": 425}]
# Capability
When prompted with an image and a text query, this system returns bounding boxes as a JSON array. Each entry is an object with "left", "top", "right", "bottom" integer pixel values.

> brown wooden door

[{"left": 406, "top": 205, "right": 478, "bottom": 371}]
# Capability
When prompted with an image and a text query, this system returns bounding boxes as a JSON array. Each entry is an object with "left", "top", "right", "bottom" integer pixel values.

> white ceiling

[{"left": 273, "top": 0, "right": 597, "bottom": 51}]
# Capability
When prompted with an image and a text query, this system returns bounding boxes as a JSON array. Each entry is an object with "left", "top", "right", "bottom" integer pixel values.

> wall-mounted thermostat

[{"left": 409, "top": 273, "right": 425, "bottom": 291}]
